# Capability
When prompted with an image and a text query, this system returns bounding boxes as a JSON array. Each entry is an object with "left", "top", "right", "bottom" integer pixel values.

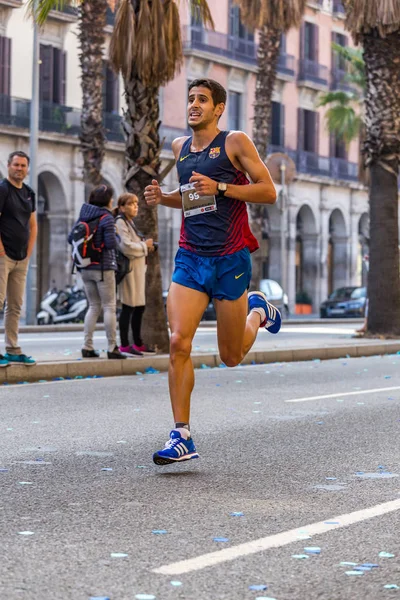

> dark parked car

[{"left": 320, "top": 286, "right": 367, "bottom": 318}]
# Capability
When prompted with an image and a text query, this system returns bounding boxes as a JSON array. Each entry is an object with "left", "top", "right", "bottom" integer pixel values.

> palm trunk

[
  {"left": 251, "top": 26, "right": 281, "bottom": 289},
  {"left": 363, "top": 31, "right": 400, "bottom": 336},
  {"left": 78, "top": 0, "right": 107, "bottom": 187},
  {"left": 123, "top": 76, "right": 170, "bottom": 353}
]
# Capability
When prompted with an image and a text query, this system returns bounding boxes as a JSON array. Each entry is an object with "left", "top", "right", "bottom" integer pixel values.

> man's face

[
  {"left": 187, "top": 86, "right": 224, "bottom": 130},
  {"left": 8, "top": 156, "right": 29, "bottom": 182}
]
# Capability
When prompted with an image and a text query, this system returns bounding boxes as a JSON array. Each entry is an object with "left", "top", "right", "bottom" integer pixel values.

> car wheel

[{"left": 320, "top": 310, "right": 327, "bottom": 318}]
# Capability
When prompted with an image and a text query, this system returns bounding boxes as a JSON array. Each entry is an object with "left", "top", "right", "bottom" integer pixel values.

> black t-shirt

[{"left": 0, "top": 179, "right": 36, "bottom": 261}]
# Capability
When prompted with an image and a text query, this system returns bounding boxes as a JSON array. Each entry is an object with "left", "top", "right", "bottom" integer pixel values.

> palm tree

[
  {"left": 108, "top": 0, "right": 213, "bottom": 352},
  {"left": 342, "top": 0, "right": 400, "bottom": 336},
  {"left": 28, "top": 0, "right": 115, "bottom": 187},
  {"left": 233, "top": 0, "right": 307, "bottom": 288},
  {"left": 317, "top": 44, "right": 366, "bottom": 182}
]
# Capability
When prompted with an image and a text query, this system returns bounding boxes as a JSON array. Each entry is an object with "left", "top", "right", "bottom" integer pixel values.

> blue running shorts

[{"left": 172, "top": 247, "right": 252, "bottom": 301}]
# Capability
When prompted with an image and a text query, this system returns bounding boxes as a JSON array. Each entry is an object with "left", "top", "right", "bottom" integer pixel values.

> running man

[{"left": 145, "top": 78, "right": 279, "bottom": 465}]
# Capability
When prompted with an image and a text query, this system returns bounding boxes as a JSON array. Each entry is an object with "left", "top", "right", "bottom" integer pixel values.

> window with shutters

[
  {"left": 39, "top": 44, "right": 66, "bottom": 105},
  {"left": 331, "top": 134, "right": 347, "bottom": 159},
  {"left": 0, "top": 36, "right": 11, "bottom": 97},
  {"left": 229, "top": 2, "right": 255, "bottom": 59},
  {"left": 228, "top": 91, "right": 242, "bottom": 131},
  {"left": 103, "top": 62, "right": 119, "bottom": 114},
  {"left": 332, "top": 32, "right": 347, "bottom": 70},
  {"left": 298, "top": 109, "right": 319, "bottom": 154},
  {"left": 270, "top": 102, "right": 285, "bottom": 148},
  {"left": 304, "top": 22, "right": 318, "bottom": 61}
]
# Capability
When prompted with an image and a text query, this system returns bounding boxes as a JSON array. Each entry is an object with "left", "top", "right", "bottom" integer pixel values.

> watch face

[{"left": 218, "top": 183, "right": 228, "bottom": 192}]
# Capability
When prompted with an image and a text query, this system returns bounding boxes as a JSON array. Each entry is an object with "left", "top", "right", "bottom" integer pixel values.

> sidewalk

[{"left": 1, "top": 323, "right": 399, "bottom": 384}]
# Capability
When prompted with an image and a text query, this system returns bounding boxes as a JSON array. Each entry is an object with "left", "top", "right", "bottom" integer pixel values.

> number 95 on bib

[{"left": 180, "top": 182, "right": 217, "bottom": 218}]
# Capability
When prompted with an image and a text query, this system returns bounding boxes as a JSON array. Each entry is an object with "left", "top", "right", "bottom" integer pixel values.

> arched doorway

[
  {"left": 358, "top": 213, "right": 369, "bottom": 286},
  {"left": 328, "top": 209, "right": 347, "bottom": 295},
  {"left": 296, "top": 205, "right": 317, "bottom": 306},
  {"left": 37, "top": 171, "right": 69, "bottom": 300}
]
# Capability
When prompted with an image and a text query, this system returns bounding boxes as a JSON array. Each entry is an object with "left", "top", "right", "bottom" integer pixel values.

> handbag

[{"left": 115, "top": 216, "right": 132, "bottom": 285}]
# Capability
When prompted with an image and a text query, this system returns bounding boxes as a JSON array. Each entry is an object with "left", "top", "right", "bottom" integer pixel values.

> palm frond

[
  {"left": 151, "top": 0, "right": 168, "bottom": 84},
  {"left": 188, "top": 0, "right": 214, "bottom": 29},
  {"left": 233, "top": 0, "right": 307, "bottom": 32},
  {"left": 332, "top": 43, "right": 365, "bottom": 75},
  {"left": 163, "top": 0, "right": 183, "bottom": 83},
  {"left": 343, "top": 0, "right": 400, "bottom": 40},
  {"left": 27, "top": 0, "right": 115, "bottom": 25},
  {"left": 317, "top": 90, "right": 355, "bottom": 107},
  {"left": 325, "top": 105, "right": 361, "bottom": 145},
  {"left": 109, "top": 0, "right": 136, "bottom": 79},
  {"left": 135, "top": 0, "right": 153, "bottom": 85}
]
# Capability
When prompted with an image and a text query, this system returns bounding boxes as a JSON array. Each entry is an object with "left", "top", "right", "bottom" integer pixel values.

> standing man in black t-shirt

[{"left": 0, "top": 151, "right": 37, "bottom": 366}]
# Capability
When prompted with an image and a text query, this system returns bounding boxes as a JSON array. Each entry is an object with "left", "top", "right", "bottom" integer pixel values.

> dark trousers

[{"left": 119, "top": 304, "right": 145, "bottom": 347}]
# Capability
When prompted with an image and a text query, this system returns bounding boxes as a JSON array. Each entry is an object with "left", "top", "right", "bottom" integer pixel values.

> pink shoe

[
  {"left": 119, "top": 345, "right": 143, "bottom": 356},
  {"left": 119, "top": 345, "right": 131, "bottom": 353},
  {"left": 133, "top": 344, "right": 156, "bottom": 355}
]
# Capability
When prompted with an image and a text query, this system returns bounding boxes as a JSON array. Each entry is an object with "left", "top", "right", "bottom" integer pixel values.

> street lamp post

[{"left": 25, "top": 1, "right": 40, "bottom": 325}]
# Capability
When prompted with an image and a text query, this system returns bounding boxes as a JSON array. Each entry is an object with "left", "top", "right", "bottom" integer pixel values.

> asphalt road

[
  {"left": 1, "top": 353, "right": 400, "bottom": 599},
  {"left": 13, "top": 323, "right": 362, "bottom": 362}
]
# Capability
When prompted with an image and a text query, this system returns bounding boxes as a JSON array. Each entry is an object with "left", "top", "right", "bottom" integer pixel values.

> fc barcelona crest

[{"left": 209, "top": 147, "right": 221, "bottom": 159}]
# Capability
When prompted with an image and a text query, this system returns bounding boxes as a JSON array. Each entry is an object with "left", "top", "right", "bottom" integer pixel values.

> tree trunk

[
  {"left": 250, "top": 26, "right": 281, "bottom": 289},
  {"left": 78, "top": 0, "right": 107, "bottom": 187},
  {"left": 123, "top": 75, "right": 170, "bottom": 353},
  {"left": 362, "top": 30, "right": 400, "bottom": 336}
]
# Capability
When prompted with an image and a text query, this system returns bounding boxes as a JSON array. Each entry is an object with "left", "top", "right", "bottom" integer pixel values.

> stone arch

[
  {"left": 358, "top": 212, "right": 369, "bottom": 286},
  {"left": 37, "top": 170, "right": 70, "bottom": 298},
  {"left": 328, "top": 208, "right": 348, "bottom": 294},
  {"left": 296, "top": 204, "right": 318, "bottom": 307}
]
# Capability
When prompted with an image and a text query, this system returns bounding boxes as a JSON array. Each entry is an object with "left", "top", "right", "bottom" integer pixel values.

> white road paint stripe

[
  {"left": 153, "top": 498, "right": 400, "bottom": 576},
  {"left": 285, "top": 385, "right": 400, "bottom": 404}
]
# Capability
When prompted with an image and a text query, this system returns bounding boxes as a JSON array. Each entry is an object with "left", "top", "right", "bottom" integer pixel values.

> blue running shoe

[
  {"left": 4, "top": 353, "right": 36, "bottom": 366},
  {"left": 248, "top": 291, "right": 282, "bottom": 334},
  {"left": 153, "top": 430, "right": 199, "bottom": 466}
]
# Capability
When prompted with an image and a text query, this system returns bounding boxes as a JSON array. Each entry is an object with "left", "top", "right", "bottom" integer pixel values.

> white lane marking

[
  {"left": 285, "top": 386, "right": 400, "bottom": 404},
  {"left": 153, "top": 498, "right": 400, "bottom": 576}
]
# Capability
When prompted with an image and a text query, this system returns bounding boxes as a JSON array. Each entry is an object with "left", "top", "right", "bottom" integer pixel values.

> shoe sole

[
  {"left": 0, "top": 363, "right": 8, "bottom": 368},
  {"left": 7, "top": 362, "right": 36, "bottom": 367},
  {"left": 153, "top": 452, "right": 199, "bottom": 466}
]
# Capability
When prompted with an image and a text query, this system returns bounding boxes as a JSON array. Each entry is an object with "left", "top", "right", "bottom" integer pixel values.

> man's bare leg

[
  {"left": 214, "top": 291, "right": 261, "bottom": 367},
  {"left": 167, "top": 282, "right": 210, "bottom": 423}
]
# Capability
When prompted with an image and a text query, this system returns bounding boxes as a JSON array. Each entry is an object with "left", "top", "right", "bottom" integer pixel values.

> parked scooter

[{"left": 37, "top": 286, "right": 88, "bottom": 325}]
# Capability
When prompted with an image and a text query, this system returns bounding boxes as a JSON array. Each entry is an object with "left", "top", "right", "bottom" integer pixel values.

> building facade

[{"left": 0, "top": 0, "right": 369, "bottom": 312}]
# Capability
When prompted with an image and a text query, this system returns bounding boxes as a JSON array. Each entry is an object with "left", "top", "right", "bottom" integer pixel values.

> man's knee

[
  {"left": 219, "top": 348, "right": 243, "bottom": 368},
  {"left": 170, "top": 331, "right": 192, "bottom": 361}
]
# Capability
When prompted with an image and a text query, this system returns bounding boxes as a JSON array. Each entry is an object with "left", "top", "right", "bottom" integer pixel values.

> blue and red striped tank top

[{"left": 176, "top": 130, "right": 259, "bottom": 257}]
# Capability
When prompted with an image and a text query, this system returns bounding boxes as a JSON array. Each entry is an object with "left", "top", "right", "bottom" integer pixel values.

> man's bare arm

[
  {"left": 189, "top": 132, "right": 277, "bottom": 205},
  {"left": 145, "top": 136, "right": 189, "bottom": 209},
  {"left": 26, "top": 212, "right": 38, "bottom": 259}
]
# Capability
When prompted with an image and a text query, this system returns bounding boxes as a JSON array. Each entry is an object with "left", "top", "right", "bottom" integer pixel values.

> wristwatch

[{"left": 217, "top": 182, "right": 228, "bottom": 198}]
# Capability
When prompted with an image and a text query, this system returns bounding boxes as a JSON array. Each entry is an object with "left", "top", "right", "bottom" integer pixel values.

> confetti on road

[
  {"left": 384, "top": 585, "right": 400, "bottom": 590},
  {"left": 346, "top": 571, "right": 364, "bottom": 576},
  {"left": 135, "top": 595, "right": 156, "bottom": 600},
  {"left": 304, "top": 547, "right": 321, "bottom": 554},
  {"left": 170, "top": 581, "right": 182, "bottom": 587},
  {"left": 340, "top": 562, "right": 358, "bottom": 566},
  {"left": 152, "top": 530, "right": 168, "bottom": 535},
  {"left": 89, "top": 597, "right": 110, "bottom": 600},
  {"left": 292, "top": 554, "right": 309, "bottom": 559},
  {"left": 325, "top": 477, "right": 337, "bottom": 481},
  {"left": 361, "top": 563, "right": 379, "bottom": 568},
  {"left": 249, "top": 585, "right": 268, "bottom": 591},
  {"left": 356, "top": 472, "right": 398, "bottom": 479},
  {"left": 110, "top": 553, "right": 128, "bottom": 558},
  {"left": 379, "top": 552, "right": 395, "bottom": 558},
  {"left": 213, "top": 537, "right": 229, "bottom": 543},
  {"left": 101, "top": 468, "right": 113, "bottom": 472},
  {"left": 145, "top": 367, "right": 160, "bottom": 374},
  {"left": 230, "top": 512, "right": 244, "bottom": 517},
  {"left": 0, "top": 468, "right": 8, "bottom": 472},
  {"left": 18, "top": 531, "right": 34, "bottom": 536},
  {"left": 18, "top": 482, "right": 33, "bottom": 485}
]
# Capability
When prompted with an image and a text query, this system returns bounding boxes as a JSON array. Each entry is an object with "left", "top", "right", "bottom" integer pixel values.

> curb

[
  {"left": 1, "top": 340, "right": 399, "bottom": 384},
  {"left": 0, "top": 318, "right": 364, "bottom": 335}
]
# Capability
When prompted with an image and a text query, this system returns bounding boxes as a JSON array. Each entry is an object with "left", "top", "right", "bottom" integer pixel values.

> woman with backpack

[
  {"left": 68, "top": 185, "right": 126, "bottom": 360},
  {"left": 114, "top": 193, "right": 156, "bottom": 356}
]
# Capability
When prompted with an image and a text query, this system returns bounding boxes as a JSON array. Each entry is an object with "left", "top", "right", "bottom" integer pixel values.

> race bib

[{"left": 180, "top": 183, "right": 217, "bottom": 218}]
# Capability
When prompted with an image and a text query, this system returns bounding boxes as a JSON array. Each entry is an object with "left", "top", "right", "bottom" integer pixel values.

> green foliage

[
  {"left": 296, "top": 291, "right": 312, "bottom": 305},
  {"left": 318, "top": 43, "right": 365, "bottom": 146}
]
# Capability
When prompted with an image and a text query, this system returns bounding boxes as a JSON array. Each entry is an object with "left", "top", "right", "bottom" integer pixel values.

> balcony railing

[
  {"left": 183, "top": 25, "right": 257, "bottom": 65},
  {"left": 277, "top": 53, "right": 296, "bottom": 78},
  {"left": 332, "top": 0, "right": 345, "bottom": 15},
  {"left": 298, "top": 59, "right": 329, "bottom": 87},
  {"left": 330, "top": 157, "right": 358, "bottom": 181},
  {"left": 331, "top": 68, "right": 355, "bottom": 92}
]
